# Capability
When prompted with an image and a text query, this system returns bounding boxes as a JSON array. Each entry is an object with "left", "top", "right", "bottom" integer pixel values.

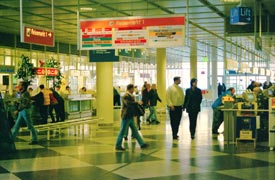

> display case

[{"left": 65, "top": 94, "right": 94, "bottom": 119}]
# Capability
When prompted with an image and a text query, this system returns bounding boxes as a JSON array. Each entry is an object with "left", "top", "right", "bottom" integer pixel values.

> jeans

[
  {"left": 169, "top": 106, "right": 183, "bottom": 138},
  {"left": 12, "top": 108, "right": 38, "bottom": 142},
  {"left": 147, "top": 106, "right": 158, "bottom": 121},
  {"left": 116, "top": 117, "right": 145, "bottom": 148}
]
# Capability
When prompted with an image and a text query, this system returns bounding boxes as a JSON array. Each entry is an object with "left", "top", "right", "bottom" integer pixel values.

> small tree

[
  {"left": 45, "top": 57, "right": 63, "bottom": 87},
  {"left": 15, "top": 55, "right": 35, "bottom": 85}
]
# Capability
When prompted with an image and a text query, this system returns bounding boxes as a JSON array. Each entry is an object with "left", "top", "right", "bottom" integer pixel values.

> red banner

[
  {"left": 34, "top": 68, "right": 46, "bottom": 75},
  {"left": 23, "top": 25, "right": 54, "bottom": 46},
  {"left": 47, "top": 68, "right": 59, "bottom": 76}
]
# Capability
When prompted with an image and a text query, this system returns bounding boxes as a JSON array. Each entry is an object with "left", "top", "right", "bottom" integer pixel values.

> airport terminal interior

[{"left": 0, "top": 0, "right": 275, "bottom": 179}]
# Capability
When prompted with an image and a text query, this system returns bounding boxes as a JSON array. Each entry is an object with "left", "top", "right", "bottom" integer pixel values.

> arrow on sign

[{"left": 48, "top": 32, "right": 52, "bottom": 37}]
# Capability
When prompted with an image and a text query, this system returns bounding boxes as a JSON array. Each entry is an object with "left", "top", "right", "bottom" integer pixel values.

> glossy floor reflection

[{"left": 1, "top": 107, "right": 275, "bottom": 180}]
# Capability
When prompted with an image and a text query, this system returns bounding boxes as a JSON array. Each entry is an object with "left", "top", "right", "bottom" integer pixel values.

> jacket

[
  {"left": 212, "top": 90, "right": 232, "bottom": 109},
  {"left": 121, "top": 93, "right": 138, "bottom": 119},
  {"left": 183, "top": 87, "right": 202, "bottom": 113},
  {"left": 149, "top": 89, "right": 161, "bottom": 106},
  {"left": 142, "top": 89, "right": 150, "bottom": 106},
  {"left": 17, "top": 90, "right": 32, "bottom": 111}
]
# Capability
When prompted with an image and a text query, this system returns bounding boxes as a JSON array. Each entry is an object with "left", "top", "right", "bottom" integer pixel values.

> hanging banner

[
  {"left": 79, "top": 15, "right": 185, "bottom": 50},
  {"left": 21, "top": 24, "right": 54, "bottom": 47}
]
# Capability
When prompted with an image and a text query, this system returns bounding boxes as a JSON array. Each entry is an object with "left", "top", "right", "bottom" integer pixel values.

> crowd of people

[{"left": 6, "top": 78, "right": 272, "bottom": 149}]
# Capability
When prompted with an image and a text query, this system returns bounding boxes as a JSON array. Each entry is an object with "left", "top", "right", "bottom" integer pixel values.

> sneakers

[
  {"left": 140, "top": 143, "right": 149, "bottom": 149},
  {"left": 115, "top": 147, "right": 126, "bottom": 151},
  {"left": 173, "top": 136, "right": 179, "bottom": 140},
  {"left": 28, "top": 141, "right": 38, "bottom": 145}
]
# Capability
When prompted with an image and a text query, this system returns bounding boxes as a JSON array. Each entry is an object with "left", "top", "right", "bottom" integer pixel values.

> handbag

[{"left": 136, "top": 103, "right": 145, "bottom": 116}]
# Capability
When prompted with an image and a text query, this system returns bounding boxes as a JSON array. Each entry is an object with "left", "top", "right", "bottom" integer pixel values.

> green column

[
  {"left": 190, "top": 40, "right": 197, "bottom": 79},
  {"left": 156, "top": 48, "right": 166, "bottom": 108}
]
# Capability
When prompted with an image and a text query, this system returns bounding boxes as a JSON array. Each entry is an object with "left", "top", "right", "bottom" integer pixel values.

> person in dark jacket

[
  {"left": 115, "top": 84, "right": 148, "bottom": 151},
  {"left": 49, "top": 88, "right": 65, "bottom": 122},
  {"left": 12, "top": 81, "right": 38, "bottom": 145},
  {"left": 142, "top": 83, "right": 151, "bottom": 124},
  {"left": 183, "top": 78, "right": 202, "bottom": 139},
  {"left": 147, "top": 84, "right": 162, "bottom": 124}
]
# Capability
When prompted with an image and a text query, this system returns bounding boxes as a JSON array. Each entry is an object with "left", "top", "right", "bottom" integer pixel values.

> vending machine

[{"left": 268, "top": 98, "right": 275, "bottom": 150}]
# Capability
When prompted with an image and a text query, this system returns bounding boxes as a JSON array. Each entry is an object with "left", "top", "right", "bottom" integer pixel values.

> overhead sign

[
  {"left": 80, "top": 15, "right": 185, "bottom": 50},
  {"left": 230, "top": 7, "right": 252, "bottom": 25},
  {"left": 21, "top": 24, "right": 54, "bottom": 46},
  {"left": 89, "top": 49, "right": 119, "bottom": 62},
  {"left": 0, "top": 65, "right": 15, "bottom": 74}
]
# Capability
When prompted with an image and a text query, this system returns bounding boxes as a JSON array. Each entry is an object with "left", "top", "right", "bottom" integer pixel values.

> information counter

[
  {"left": 65, "top": 94, "right": 95, "bottom": 119},
  {"left": 222, "top": 108, "right": 269, "bottom": 148}
]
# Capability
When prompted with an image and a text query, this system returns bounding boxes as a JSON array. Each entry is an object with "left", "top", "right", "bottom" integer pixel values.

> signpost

[
  {"left": 22, "top": 25, "right": 54, "bottom": 46},
  {"left": 230, "top": 7, "right": 252, "bottom": 25}
]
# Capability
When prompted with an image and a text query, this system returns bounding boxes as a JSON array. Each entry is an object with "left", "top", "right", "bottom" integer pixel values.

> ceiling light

[
  {"left": 80, "top": 7, "right": 96, "bottom": 11},
  {"left": 222, "top": 0, "right": 240, "bottom": 2}
]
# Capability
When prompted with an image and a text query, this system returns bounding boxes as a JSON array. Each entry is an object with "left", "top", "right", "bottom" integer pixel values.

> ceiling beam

[{"left": 198, "top": 0, "right": 226, "bottom": 18}]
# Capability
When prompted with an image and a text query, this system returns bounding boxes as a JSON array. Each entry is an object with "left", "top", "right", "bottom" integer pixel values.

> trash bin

[{"left": 113, "top": 106, "right": 121, "bottom": 121}]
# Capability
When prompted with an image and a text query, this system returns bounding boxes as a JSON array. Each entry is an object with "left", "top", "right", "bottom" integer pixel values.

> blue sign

[
  {"left": 89, "top": 49, "right": 119, "bottom": 62},
  {"left": 230, "top": 7, "right": 252, "bottom": 25}
]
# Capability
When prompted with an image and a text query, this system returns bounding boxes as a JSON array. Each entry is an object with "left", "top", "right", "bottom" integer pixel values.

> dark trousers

[
  {"left": 169, "top": 106, "right": 183, "bottom": 138},
  {"left": 40, "top": 105, "right": 49, "bottom": 124},
  {"left": 49, "top": 104, "right": 59, "bottom": 122},
  {"left": 188, "top": 111, "right": 199, "bottom": 136},
  {"left": 57, "top": 101, "right": 65, "bottom": 121},
  {"left": 212, "top": 108, "right": 223, "bottom": 133}
]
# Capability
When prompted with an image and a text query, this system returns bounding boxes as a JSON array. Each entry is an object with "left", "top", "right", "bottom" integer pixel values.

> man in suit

[
  {"left": 183, "top": 78, "right": 202, "bottom": 139},
  {"left": 115, "top": 84, "right": 148, "bottom": 151}
]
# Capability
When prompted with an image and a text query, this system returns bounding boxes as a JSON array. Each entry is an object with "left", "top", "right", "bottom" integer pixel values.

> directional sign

[
  {"left": 89, "top": 49, "right": 119, "bottom": 62},
  {"left": 230, "top": 7, "right": 252, "bottom": 25},
  {"left": 22, "top": 24, "right": 55, "bottom": 46}
]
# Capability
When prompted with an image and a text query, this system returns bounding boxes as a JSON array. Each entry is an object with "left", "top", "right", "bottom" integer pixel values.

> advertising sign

[
  {"left": 22, "top": 24, "right": 54, "bottom": 46},
  {"left": 34, "top": 67, "right": 58, "bottom": 76},
  {"left": 80, "top": 15, "right": 185, "bottom": 50},
  {"left": 34, "top": 67, "right": 46, "bottom": 75},
  {"left": 47, "top": 68, "right": 59, "bottom": 76}
]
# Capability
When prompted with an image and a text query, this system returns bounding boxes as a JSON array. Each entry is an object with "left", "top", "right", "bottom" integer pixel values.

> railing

[{"left": 20, "top": 117, "right": 100, "bottom": 140}]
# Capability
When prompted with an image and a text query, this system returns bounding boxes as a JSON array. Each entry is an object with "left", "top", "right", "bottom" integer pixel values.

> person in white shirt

[{"left": 166, "top": 77, "right": 185, "bottom": 140}]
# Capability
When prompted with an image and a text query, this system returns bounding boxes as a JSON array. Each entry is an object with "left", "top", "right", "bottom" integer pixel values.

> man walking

[
  {"left": 12, "top": 81, "right": 38, "bottom": 145},
  {"left": 183, "top": 78, "right": 202, "bottom": 139},
  {"left": 166, "top": 77, "right": 185, "bottom": 140},
  {"left": 115, "top": 84, "right": 148, "bottom": 151}
]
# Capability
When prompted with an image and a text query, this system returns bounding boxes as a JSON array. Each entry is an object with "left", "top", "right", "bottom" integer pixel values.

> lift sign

[{"left": 230, "top": 7, "right": 252, "bottom": 25}]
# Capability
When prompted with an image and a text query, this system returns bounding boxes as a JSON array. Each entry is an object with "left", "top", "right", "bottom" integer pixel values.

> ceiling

[{"left": 0, "top": 0, "right": 274, "bottom": 62}]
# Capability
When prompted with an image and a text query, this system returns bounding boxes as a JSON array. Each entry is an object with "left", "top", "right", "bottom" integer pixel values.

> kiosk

[{"left": 268, "top": 97, "right": 275, "bottom": 150}]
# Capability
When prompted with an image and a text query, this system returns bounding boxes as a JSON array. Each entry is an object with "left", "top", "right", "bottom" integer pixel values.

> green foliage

[
  {"left": 15, "top": 55, "right": 35, "bottom": 85},
  {"left": 45, "top": 57, "right": 63, "bottom": 87}
]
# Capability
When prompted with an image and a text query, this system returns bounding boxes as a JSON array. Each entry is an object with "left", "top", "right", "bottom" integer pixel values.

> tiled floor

[{"left": 1, "top": 108, "right": 275, "bottom": 180}]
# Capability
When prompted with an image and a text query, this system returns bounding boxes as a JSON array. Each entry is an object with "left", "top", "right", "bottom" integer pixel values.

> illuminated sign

[{"left": 230, "top": 7, "right": 252, "bottom": 25}]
